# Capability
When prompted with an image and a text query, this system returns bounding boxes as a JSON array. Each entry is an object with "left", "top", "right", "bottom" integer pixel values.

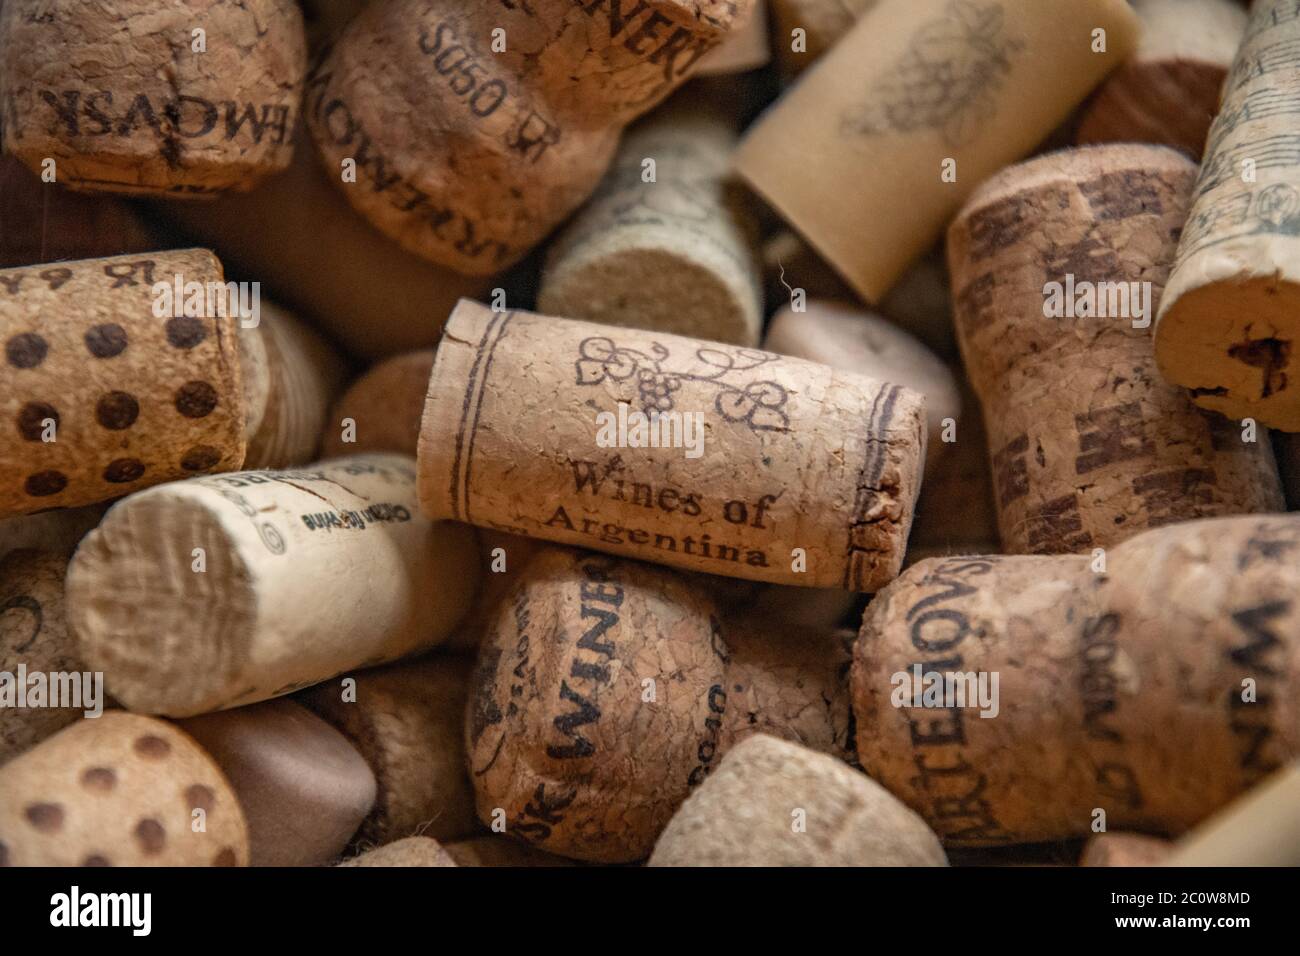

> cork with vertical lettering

[
  {"left": 852, "top": 514, "right": 1300, "bottom": 845},
  {"left": 948, "top": 145, "right": 1284, "bottom": 555},
  {"left": 0, "top": 0, "right": 306, "bottom": 197},
  {"left": 0, "top": 250, "right": 246, "bottom": 519}
]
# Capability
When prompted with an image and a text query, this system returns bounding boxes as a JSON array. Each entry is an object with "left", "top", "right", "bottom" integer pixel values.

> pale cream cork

[
  {"left": 0, "top": 0, "right": 306, "bottom": 197},
  {"left": 320, "top": 350, "right": 434, "bottom": 459},
  {"left": 0, "top": 712, "right": 249, "bottom": 866},
  {"left": 648, "top": 734, "right": 948, "bottom": 866},
  {"left": 300, "top": 655, "right": 479, "bottom": 846},
  {"left": 154, "top": 140, "right": 491, "bottom": 360},
  {"left": 443, "top": 835, "right": 577, "bottom": 867},
  {"left": 770, "top": 0, "right": 879, "bottom": 75},
  {"left": 238, "top": 302, "right": 348, "bottom": 470},
  {"left": 65, "top": 454, "right": 480, "bottom": 717},
  {"left": 0, "top": 250, "right": 247, "bottom": 518},
  {"left": 417, "top": 299, "right": 927, "bottom": 590},
  {"left": 1164, "top": 761, "right": 1300, "bottom": 867},
  {"left": 338, "top": 836, "right": 456, "bottom": 867},
  {"left": 0, "top": 549, "right": 101, "bottom": 765},
  {"left": 178, "top": 699, "right": 377, "bottom": 867},
  {"left": 852, "top": 514, "right": 1300, "bottom": 845},
  {"left": 764, "top": 299, "right": 960, "bottom": 473},
  {"left": 695, "top": 0, "right": 770, "bottom": 75},
  {"left": 538, "top": 107, "right": 763, "bottom": 346},
  {"left": 1154, "top": 0, "right": 1300, "bottom": 431},
  {"left": 1076, "top": 0, "right": 1248, "bottom": 161},
  {"left": 734, "top": 0, "right": 1139, "bottom": 303},
  {"left": 304, "top": 0, "right": 750, "bottom": 274},
  {"left": 948, "top": 145, "right": 1284, "bottom": 555},
  {"left": 1079, "top": 832, "right": 1170, "bottom": 867},
  {"left": 466, "top": 548, "right": 854, "bottom": 862}
]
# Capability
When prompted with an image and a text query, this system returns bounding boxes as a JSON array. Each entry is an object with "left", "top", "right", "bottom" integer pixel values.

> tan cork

[
  {"left": 948, "top": 145, "right": 1284, "bottom": 555},
  {"left": 300, "top": 655, "right": 479, "bottom": 846},
  {"left": 338, "top": 836, "right": 456, "bottom": 867},
  {"left": 695, "top": 0, "right": 770, "bottom": 75},
  {"left": 452, "top": 528, "right": 545, "bottom": 652},
  {"left": 238, "top": 302, "right": 348, "bottom": 470},
  {"left": 1154, "top": 0, "right": 1300, "bottom": 431},
  {"left": 764, "top": 299, "right": 960, "bottom": 473},
  {"left": 852, "top": 514, "right": 1300, "bottom": 845},
  {"left": 444, "top": 835, "right": 577, "bottom": 867},
  {"left": 1076, "top": 0, "right": 1248, "bottom": 161},
  {"left": 417, "top": 299, "right": 927, "bottom": 590},
  {"left": 648, "top": 733, "right": 948, "bottom": 866},
  {"left": 0, "top": 250, "right": 247, "bottom": 518},
  {"left": 178, "top": 699, "right": 377, "bottom": 867},
  {"left": 1164, "top": 761, "right": 1300, "bottom": 866},
  {"left": 1079, "top": 832, "right": 1170, "bottom": 867},
  {"left": 734, "top": 0, "right": 1139, "bottom": 303},
  {"left": 65, "top": 454, "right": 480, "bottom": 717},
  {"left": 304, "top": 0, "right": 750, "bottom": 274},
  {"left": 0, "top": 0, "right": 306, "bottom": 197},
  {"left": 0, "top": 712, "right": 249, "bottom": 866},
  {"left": 466, "top": 547, "right": 853, "bottom": 862},
  {"left": 538, "top": 106, "right": 763, "bottom": 346},
  {"left": 0, "top": 156, "right": 160, "bottom": 267},
  {"left": 320, "top": 350, "right": 434, "bottom": 459},
  {"left": 0, "top": 549, "right": 100, "bottom": 764},
  {"left": 769, "top": 0, "right": 879, "bottom": 75}
]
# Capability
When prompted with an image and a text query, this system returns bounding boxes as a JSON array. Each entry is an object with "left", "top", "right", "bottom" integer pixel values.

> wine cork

[
  {"left": 764, "top": 300, "right": 960, "bottom": 473},
  {"left": 155, "top": 140, "right": 491, "bottom": 360},
  {"left": 734, "top": 0, "right": 1140, "bottom": 303},
  {"left": 238, "top": 303, "right": 348, "bottom": 470},
  {"left": 338, "top": 836, "right": 456, "bottom": 867},
  {"left": 0, "top": 0, "right": 306, "bottom": 197},
  {"left": 0, "top": 712, "right": 249, "bottom": 866},
  {"left": 1164, "top": 761, "right": 1300, "bottom": 867},
  {"left": 1153, "top": 0, "right": 1300, "bottom": 431},
  {"left": 0, "top": 156, "right": 160, "bottom": 268},
  {"left": 0, "top": 250, "right": 247, "bottom": 518},
  {"left": 1075, "top": 0, "right": 1248, "bottom": 161},
  {"left": 467, "top": 548, "right": 853, "bottom": 862},
  {"left": 1079, "top": 833, "right": 1170, "bottom": 867},
  {"left": 178, "top": 700, "right": 377, "bottom": 866},
  {"left": 443, "top": 836, "right": 577, "bottom": 867},
  {"left": 695, "top": 0, "right": 771, "bottom": 75},
  {"left": 452, "top": 528, "right": 544, "bottom": 652},
  {"left": 304, "top": 0, "right": 750, "bottom": 274},
  {"left": 770, "top": 0, "right": 879, "bottom": 75},
  {"left": 65, "top": 453, "right": 481, "bottom": 717},
  {"left": 0, "top": 549, "right": 102, "bottom": 765},
  {"left": 320, "top": 350, "right": 434, "bottom": 459},
  {"left": 417, "top": 299, "right": 927, "bottom": 590},
  {"left": 948, "top": 145, "right": 1284, "bottom": 555},
  {"left": 0, "top": 503, "right": 105, "bottom": 560},
  {"left": 538, "top": 108, "right": 763, "bottom": 346},
  {"left": 852, "top": 514, "right": 1300, "bottom": 845},
  {"left": 300, "top": 655, "right": 478, "bottom": 846},
  {"left": 648, "top": 734, "right": 948, "bottom": 866}
]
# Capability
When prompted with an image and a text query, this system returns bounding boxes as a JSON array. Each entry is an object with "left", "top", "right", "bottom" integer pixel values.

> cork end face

[
  {"left": 65, "top": 490, "right": 257, "bottom": 717},
  {"left": 1155, "top": 277, "right": 1300, "bottom": 431}
]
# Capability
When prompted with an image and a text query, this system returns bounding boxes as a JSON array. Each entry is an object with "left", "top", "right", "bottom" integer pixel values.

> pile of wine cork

[{"left": 2, "top": 0, "right": 1297, "bottom": 876}]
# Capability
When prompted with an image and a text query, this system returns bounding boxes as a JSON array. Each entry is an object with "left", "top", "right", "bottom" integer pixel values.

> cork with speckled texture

[
  {"left": 65, "top": 454, "right": 480, "bottom": 717},
  {"left": 948, "top": 145, "right": 1284, "bottom": 555},
  {"left": 1153, "top": 0, "right": 1300, "bottom": 431},
  {"left": 539, "top": 107, "right": 763, "bottom": 346},
  {"left": 320, "top": 350, "right": 433, "bottom": 459},
  {"left": 648, "top": 734, "right": 947, "bottom": 866},
  {"left": 418, "top": 299, "right": 926, "bottom": 590},
  {"left": 304, "top": 0, "right": 750, "bottom": 273},
  {"left": 0, "top": 249, "right": 246, "bottom": 518},
  {"left": 0, "top": 0, "right": 306, "bottom": 197},
  {"left": 466, "top": 548, "right": 855, "bottom": 863},
  {"left": 0, "top": 549, "right": 96, "bottom": 765},
  {"left": 338, "top": 836, "right": 456, "bottom": 867},
  {"left": 300, "top": 655, "right": 478, "bottom": 846},
  {"left": 1079, "top": 832, "right": 1170, "bottom": 867},
  {"left": 852, "top": 514, "right": 1300, "bottom": 845},
  {"left": 1075, "top": 0, "right": 1247, "bottom": 161},
  {"left": 0, "top": 712, "right": 249, "bottom": 866},
  {"left": 770, "top": 0, "right": 879, "bottom": 75}
]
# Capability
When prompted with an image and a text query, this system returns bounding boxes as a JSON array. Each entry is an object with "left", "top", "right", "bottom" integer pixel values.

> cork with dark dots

[
  {"left": 0, "top": 0, "right": 306, "bottom": 197},
  {"left": 0, "top": 712, "right": 249, "bottom": 866},
  {"left": 948, "top": 145, "right": 1284, "bottom": 555},
  {"left": 0, "top": 249, "right": 246, "bottom": 518}
]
